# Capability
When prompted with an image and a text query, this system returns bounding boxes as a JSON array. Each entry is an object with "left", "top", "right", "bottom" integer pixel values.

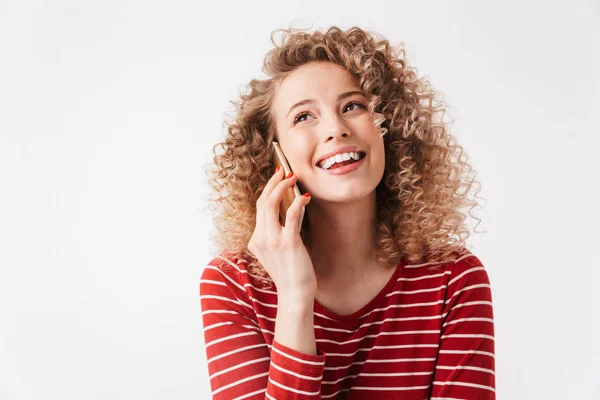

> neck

[{"left": 305, "top": 191, "right": 378, "bottom": 282}]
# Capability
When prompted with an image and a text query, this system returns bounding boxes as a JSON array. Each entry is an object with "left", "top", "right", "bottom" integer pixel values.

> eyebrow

[{"left": 285, "top": 90, "right": 367, "bottom": 118}]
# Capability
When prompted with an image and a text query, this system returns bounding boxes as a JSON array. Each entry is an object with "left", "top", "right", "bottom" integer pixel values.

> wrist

[{"left": 277, "top": 293, "right": 314, "bottom": 313}]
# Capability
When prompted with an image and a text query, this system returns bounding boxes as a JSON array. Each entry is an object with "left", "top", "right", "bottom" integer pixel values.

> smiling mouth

[
  {"left": 317, "top": 152, "right": 366, "bottom": 170},
  {"left": 315, "top": 154, "right": 367, "bottom": 176}
]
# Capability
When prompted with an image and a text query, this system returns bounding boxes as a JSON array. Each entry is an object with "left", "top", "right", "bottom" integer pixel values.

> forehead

[{"left": 272, "top": 62, "right": 362, "bottom": 116}]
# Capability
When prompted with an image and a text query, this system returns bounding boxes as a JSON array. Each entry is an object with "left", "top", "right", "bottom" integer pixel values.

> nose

[{"left": 323, "top": 114, "right": 351, "bottom": 141}]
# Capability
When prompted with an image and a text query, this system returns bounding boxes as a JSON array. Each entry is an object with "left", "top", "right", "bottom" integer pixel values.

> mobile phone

[{"left": 272, "top": 141, "right": 305, "bottom": 232}]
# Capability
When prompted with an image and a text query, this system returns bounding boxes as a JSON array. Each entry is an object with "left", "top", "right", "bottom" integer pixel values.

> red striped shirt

[{"left": 199, "top": 250, "right": 495, "bottom": 399}]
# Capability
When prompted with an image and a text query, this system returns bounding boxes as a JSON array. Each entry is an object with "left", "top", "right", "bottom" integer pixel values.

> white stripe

[
  {"left": 361, "top": 371, "right": 433, "bottom": 377},
  {"left": 430, "top": 397, "right": 465, "bottom": 400},
  {"left": 315, "top": 315, "right": 442, "bottom": 336},
  {"left": 256, "top": 312, "right": 276, "bottom": 322},
  {"left": 203, "top": 321, "right": 261, "bottom": 334},
  {"left": 386, "top": 285, "right": 447, "bottom": 296},
  {"left": 200, "top": 279, "right": 227, "bottom": 286},
  {"left": 201, "top": 309, "right": 263, "bottom": 331},
  {"left": 200, "top": 294, "right": 253, "bottom": 311},
  {"left": 324, "top": 357, "right": 436, "bottom": 371},
  {"left": 201, "top": 266, "right": 489, "bottom": 318},
  {"left": 210, "top": 357, "right": 270, "bottom": 380},
  {"left": 207, "top": 260, "right": 278, "bottom": 306},
  {"left": 272, "top": 345, "right": 325, "bottom": 366},
  {"left": 314, "top": 311, "right": 337, "bottom": 321},
  {"left": 214, "top": 257, "right": 282, "bottom": 298},
  {"left": 398, "top": 271, "right": 451, "bottom": 281},
  {"left": 316, "top": 330, "right": 440, "bottom": 346},
  {"left": 436, "top": 365, "right": 495, "bottom": 375},
  {"left": 356, "top": 315, "right": 442, "bottom": 331},
  {"left": 202, "top": 271, "right": 277, "bottom": 318},
  {"left": 433, "top": 380, "right": 495, "bottom": 392},
  {"left": 325, "top": 343, "right": 438, "bottom": 357},
  {"left": 204, "top": 265, "right": 247, "bottom": 292},
  {"left": 449, "top": 300, "right": 493, "bottom": 312},
  {"left": 439, "top": 349, "right": 495, "bottom": 358},
  {"left": 265, "top": 393, "right": 276, "bottom": 400},
  {"left": 322, "top": 384, "right": 430, "bottom": 398},
  {"left": 325, "top": 361, "right": 367, "bottom": 371},
  {"left": 203, "top": 266, "right": 273, "bottom": 312},
  {"left": 214, "top": 255, "right": 245, "bottom": 273},
  {"left": 360, "top": 357, "right": 436, "bottom": 363},
  {"left": 322, "top": 389, "right": 349, "bottom": 398},
  {"left": 200, "top": 294, "right": 242, "bottom": 306},
  {"left": 352, "top": 385, "right": 431, "bottom": 391},
  {"left": 202, "top": 321, "right": 231, "bottom": 332},
  {"left": 252, "top": 298, "right": 278, "bottom": 308},
  {"left": 205, "top": 331, "right": 260, "bottom": 349},
  {"left": 445, "top": 284, "right": 491, "bottom": 304},
  {"left": 208, "top": 260, "right": 283, "bottom": 310},
  {"left": 314, "top": 324, "right": 356, "bottom": 333},
  {"left": 270, "top": 360, "right": 322, "bottom": 381},
  {"left": 442, "top": 317, "right": 494, "bottom": 327},
  {"left": 324, "top": 370, "right": 433, "bottom": 384},
  {"left": 202, "top": 309, "right": 238, "bottom": 316},
  {"left": 215, "top": 255, "right": 280, "bottom": 292},
  {"left": 207, "top": 343, "right": 268, "bottom": 364},
  {"left": 203, "top": 321, "right": 232, "bottom": 332},
  {"left": 259, "top": 327, "right": 274, "bottom": 336},
  {"left": 268, "top": 377, "right": 321, "bottom": 395},
  {"left": 233, "top": 388, "right": 267, "bottom": 400},
  {"left": 404, "top": 260, "right": 451, "bottom": 269},
  {"left": 212, "top": 371, "right": 269, "bottom": 396},
  {"left": 360, "top": 300, "right": 445, "bottom": 318},
  {"left": 244, "top": 283, "right": 277, "bottom": 295},
  {"left": 440, "top": 333, "right": 495, "bottom": 341},
  {"left": 448, "top": 266, "right": 485, "bottom": 286},
  {"left": 456, "top": 253, "right": 475, "bottom": 262}
]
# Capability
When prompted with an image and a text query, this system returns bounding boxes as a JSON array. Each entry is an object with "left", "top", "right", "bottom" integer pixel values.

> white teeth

[{"left": 319, "top": 152, "right": 363, "bottom": 170}]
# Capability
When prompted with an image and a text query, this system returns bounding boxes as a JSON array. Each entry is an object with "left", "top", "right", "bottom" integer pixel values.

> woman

[{"left": 200, "top": 26, "right": 495, "bottom": 399}]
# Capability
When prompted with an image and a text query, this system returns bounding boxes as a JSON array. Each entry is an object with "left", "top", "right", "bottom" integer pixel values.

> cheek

[{"left": 283, "top": 140, "right": 313, "bottom": 170}]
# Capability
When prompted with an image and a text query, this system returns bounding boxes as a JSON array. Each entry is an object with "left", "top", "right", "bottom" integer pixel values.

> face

[{"left": 271, "top": 61, "right": 386, "bottom": 203}]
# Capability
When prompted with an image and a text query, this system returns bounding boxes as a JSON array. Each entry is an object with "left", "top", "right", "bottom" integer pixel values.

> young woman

[{"left": 200, "top": 26, "right": 495, "bottom": 399}]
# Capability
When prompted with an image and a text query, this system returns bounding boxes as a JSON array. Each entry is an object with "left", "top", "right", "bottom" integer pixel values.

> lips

[
  {"left": 318, "top": 153, "right": 366, "bottom": 176},
  {"left": 315, "top": 146, "right": 366, "bottom": 167}
]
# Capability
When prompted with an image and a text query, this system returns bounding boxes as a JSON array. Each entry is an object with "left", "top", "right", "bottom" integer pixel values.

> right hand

[{"left": 248, "top": 167, "right": 316, "bottom": 299}]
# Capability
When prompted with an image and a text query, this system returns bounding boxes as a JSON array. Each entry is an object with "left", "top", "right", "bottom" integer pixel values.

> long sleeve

[
  {"left": 199, "top": 260, "right": 326, "bottom": 399},
  {"left": 429, "top": 255, "right": 496, "bottom": 399}
]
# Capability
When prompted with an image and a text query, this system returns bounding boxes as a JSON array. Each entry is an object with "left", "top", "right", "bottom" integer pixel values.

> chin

[{"left": 314, "top": 187, "right": 376, "bottom": 203}]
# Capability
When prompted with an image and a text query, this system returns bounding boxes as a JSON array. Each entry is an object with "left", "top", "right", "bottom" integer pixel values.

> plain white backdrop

[{"left": 1, "top": 0, "right": 599, "bottom": 399}]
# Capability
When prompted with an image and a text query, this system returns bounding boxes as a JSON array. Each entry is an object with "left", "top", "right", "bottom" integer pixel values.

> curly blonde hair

[{"left": 204, "top": 25, "right": 486, "bottom": 287}]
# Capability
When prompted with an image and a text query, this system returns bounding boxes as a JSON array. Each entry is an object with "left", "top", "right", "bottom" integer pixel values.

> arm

[
  {"left": 200, "top": 263, "right": 326, "bottom": 399},
  {"left": 429, "top": 255, "right": 496, "bottom": 399}
]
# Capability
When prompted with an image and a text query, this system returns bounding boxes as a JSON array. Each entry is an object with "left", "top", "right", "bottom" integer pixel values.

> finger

[
  {"left": 260, "top": 166, "right": 285, "bottom": 201},
  {"left": 266, "top": 172, "right": 298, "bottom": 228},
  {"left": 283, "top": 192, "right": 311, "bottom": 235},
  {"left": 256, "top": 166, "right": 284, "bottom": 223}
]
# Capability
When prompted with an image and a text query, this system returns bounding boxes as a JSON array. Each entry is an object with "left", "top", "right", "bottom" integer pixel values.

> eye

[
  {"left": 292, "top": 101, "right": 366, "bottom": 126},
  {"left": 293, "top": 111, "right": 312, "bottom": 126},
  {"left": 343, "top": 101, "right": 366, "bottom": 112}
]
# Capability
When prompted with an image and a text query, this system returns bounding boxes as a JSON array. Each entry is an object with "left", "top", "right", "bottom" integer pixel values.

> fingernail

[
  {"left": 275, "top": 166, "right": 280, "bottom": 174},
  {"left": 303, "top": 193, "right": 310, "bottom": 197},
  {"left": 286, "top": 172, "right": 294, "bottom": 179}
]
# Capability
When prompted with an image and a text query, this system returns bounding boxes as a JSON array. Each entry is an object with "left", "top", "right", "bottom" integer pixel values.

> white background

[{"left": 1, "top": 1, "right": 599, "bottom": 399}]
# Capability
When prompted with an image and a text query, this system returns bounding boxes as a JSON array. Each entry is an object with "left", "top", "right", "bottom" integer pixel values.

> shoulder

[
  {"left": 446, "top": 248, "right": 491, "bottom": 288},
  {"left": 200, "top": 250, "right": 250, "bottom": 296},
  {"left": 440, "top": 247, "right": 493, "bottom": 305},
  {"left": 200, "top": 250, "right": 272, "bottom": 298}
]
